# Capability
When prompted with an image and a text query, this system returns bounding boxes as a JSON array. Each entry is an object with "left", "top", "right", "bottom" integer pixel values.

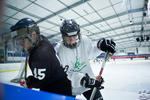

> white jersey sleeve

[{"left": 82, "top": 35, "right": 102, "bottom": 59}]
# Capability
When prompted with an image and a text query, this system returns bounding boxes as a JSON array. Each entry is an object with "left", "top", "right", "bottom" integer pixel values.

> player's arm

[{"left": 25, "top": 48, "right": 54, "bottom": 88}]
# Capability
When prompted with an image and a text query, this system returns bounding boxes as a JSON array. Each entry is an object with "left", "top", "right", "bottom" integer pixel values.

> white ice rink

[{"left": 0, "top": 59, "right": 150, "bottom": 100}]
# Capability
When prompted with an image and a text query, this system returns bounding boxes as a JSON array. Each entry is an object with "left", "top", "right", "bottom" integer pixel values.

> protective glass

[
  {"left": 13, "top": 27, "right": 29, "bottom": 46},
  {"left": 28, "top": 24, "right": 38, "bottom": 34}
]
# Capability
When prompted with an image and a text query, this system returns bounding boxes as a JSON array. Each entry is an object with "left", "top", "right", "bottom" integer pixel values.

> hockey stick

[
  {"left": 10, "top": 56, "right": 28, "bottom": 83},
  {"left": 18, "top": 55, "right": 28, "bottom": 82},
  {"left": 24, "top": 55, "right": 28, "bottom": 80},
  {"left": 90, "top": 51, "right": 109, "bottom": 100},
  {"left": 19, "top": 55, "right": 30, "bottom": 88}
]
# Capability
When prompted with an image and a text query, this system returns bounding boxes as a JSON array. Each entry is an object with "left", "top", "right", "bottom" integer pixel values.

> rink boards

[
  {"left": 111, "top": 54, "right": 150, "bottom": 59},
  {"left": 0, "top": 83, "right": 76, "bottom": 100},
  {"left": 1, "top": 54, "right": 150, "bottom": 100},
  {"left": 97, "top": 54, "right": 150, "bottom": 59},
  {"left": 6, "top": 53, "right": 150, "bottom": 62}
]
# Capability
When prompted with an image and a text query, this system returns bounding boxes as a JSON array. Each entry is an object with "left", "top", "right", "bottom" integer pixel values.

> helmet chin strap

[{"left": 26, "top": 34, "right": 39, "bottom": 52}]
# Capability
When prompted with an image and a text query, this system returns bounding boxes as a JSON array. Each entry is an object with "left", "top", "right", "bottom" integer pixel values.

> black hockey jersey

[{"left": 28, "top": 35, "right": 72, "bottom": 96}]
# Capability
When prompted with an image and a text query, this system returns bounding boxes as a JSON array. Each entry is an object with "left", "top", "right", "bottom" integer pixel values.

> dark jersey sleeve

[{"left": 28, "top": 40, "right": 66, "bottom": 88}]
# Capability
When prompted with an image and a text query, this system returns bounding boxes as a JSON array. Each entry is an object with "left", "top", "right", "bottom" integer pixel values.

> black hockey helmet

[
  {"left": 10, "top": 18, "right": 40, "bottom": 51},
  {"left": 60, "top": 19, "right": 81, "bottom": 48},
  {"left": 60, "top": 19, "right": 80, "bottom": 37},
  {"left": 10, "top": 18, "right": 40, "bottom": 35}
]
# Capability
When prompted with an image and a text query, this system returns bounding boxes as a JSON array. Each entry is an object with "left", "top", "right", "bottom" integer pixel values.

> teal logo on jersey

[{"left": 74, "top": 57, "right": 87, "bottom": 72}]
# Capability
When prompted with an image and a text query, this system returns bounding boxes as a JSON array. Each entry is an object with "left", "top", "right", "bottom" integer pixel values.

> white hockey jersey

[{"left": 55, "top": 35, "right": 102, "bottom": 95}]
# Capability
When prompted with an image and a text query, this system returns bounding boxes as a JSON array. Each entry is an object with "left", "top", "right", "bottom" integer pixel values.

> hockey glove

[
  {"left": 80, "top": 73, "right": 104, "bottom": 88},
  {"left": 25, "top": 75, "right": 36, "bottom": 88},
  {"left": 97, "top": 38, "right": 116, "bottom": 54},
  {"left": 20, "top": 79, "right": 31, "bottom": 88},
  {"left": 20, "top": 79, "right": 27, "bottom": 88},
  {"left": 20, "top": 76, "right": 36, "bottom": 88}
]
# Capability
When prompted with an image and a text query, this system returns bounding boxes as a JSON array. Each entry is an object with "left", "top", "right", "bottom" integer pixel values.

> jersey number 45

[{"left": 33, "top": 68, "right": 46, "bottom": 80}]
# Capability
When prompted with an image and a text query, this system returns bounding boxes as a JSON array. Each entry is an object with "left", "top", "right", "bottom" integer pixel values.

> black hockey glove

[
  {"left": 25, "top": 75, "right": 37, "bottom": 88},
  {"left": 80, "top": 73, "right": 104, "bottom": 88},
  {"left": 97, "top": 38, "right": 116, "bottom": 54},
  {"left": 20, "top": 76, "right": 34, "bottom": 88}
]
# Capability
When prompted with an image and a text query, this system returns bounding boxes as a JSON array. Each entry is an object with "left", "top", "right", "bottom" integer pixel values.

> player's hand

[
  {"left": 80, "top": 73, "right": 104, "bottom": 88},
  {"left": 20, "top": 76, "right": 34, "bottom": 88},
  {"left": 20, "top": 79, "right": 28, "bottom": 88},
  {"left": 97, "top": 38, "right": 116, "bottom": 54},
  {"left": 25, "top": 76, "right": 36, "bottom": 88}
]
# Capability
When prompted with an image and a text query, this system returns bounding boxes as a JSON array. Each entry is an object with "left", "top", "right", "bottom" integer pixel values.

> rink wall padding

[
  {"left": 0, "top": 83, "right": 76, "bottom": 100},
  {"left": 97, "top": 54, "right": 150, "bottom": 59},
  {"left": 7, "top": 53, "right": 28, "bottom": 62},
  {"left": 110, "top": 54, "right": 150, "bottom": 59},
  {"left": 6, "top": 53, "right": 150, "bottom": 61}
]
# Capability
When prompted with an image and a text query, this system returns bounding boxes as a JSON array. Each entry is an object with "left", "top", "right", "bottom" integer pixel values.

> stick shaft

[
  {"left": 24, "top": 56, "right": 28, "bottom": 79},
  {"left": 90, "top": 52, "right": 109, "bottom": 100}
]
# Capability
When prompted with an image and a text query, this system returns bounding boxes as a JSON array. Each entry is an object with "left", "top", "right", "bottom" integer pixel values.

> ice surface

[
  {"left": 90, "top": 59, "right": 150, "bottom": 100},
  {"left": 0, "top": 59, "right": 150, "bottom": 100}
]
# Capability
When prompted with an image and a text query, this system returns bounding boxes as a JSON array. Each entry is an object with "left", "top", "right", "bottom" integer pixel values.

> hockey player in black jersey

[{"left": 10, "top": 18, "right": 72, "bottom": 96}]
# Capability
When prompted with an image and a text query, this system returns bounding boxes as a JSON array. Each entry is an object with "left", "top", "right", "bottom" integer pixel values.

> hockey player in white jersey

[{"left": 55, "top": 19, "right": 116, "bottom": 100}]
